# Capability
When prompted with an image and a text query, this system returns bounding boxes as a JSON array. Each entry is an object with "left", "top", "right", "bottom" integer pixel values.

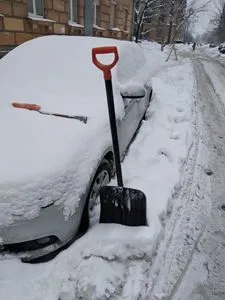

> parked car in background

[
  {"left": 218, "top": 42, "right": 225, "bottom": 54},
  {"left": 0, "top": 36, "right": 153, "bottom": 262},
  {"left": 174, "top": 40, "right": 184, "bottom": 44},
  {"left": 209, "top": 42, "right": 216, "bottom": 48}
]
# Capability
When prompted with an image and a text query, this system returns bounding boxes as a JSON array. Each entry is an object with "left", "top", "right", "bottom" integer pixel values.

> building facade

[
  {"left": 141, "top": 0, "right": 186, "bottom": 43},
  {"left": 0, "top": 0, "right": 133, "bottom": 54}
]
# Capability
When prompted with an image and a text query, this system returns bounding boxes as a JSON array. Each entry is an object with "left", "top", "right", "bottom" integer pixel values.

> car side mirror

[{"left": 120, "top": 84, "right": 146, "bottom": 99}]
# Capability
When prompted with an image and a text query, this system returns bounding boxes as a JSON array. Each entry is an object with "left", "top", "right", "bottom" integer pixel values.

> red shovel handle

[
  {"left": 92, "top": 46, "right": 119, "bottom": 80},
  {"left": 12, "top": 102, "right": 41, "bottom": 111}
]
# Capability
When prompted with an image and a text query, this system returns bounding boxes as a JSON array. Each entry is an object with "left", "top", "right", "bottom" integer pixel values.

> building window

[
  {"left": 110, "top": 1, "right": 116, "bottom": 28},
  {"left": 93, "top": 0, "right": 100, "bottom": 26},
  {"left": 124, "top": 8, "right": 128, "bottom": 31},
  {"left": 28, "top": 0, "right": 44, "bottom": 17},
  {"left": 69, "top": 0, "right": 78, "bottom": 22}
]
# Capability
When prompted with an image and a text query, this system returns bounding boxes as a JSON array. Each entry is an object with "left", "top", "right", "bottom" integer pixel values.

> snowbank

[{"left": 203, "top": 44, "right": 225, "bottom": 59}]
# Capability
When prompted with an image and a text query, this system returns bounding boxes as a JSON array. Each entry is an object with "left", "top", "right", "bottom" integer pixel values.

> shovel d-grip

[{"left": 92, "top": 46, "right": 119, "bottom": 80}]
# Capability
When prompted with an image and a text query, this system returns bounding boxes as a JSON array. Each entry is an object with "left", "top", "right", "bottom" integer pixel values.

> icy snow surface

[{"left": 0, "top": 40, "right": 197, "bottom": 300}]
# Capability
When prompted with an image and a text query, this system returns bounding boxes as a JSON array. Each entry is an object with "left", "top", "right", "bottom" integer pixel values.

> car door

[
  {"left": 136, "top": 88, "right": 149, "bottom": 120},
  {"left": 118, "top": 97, "right": 141, "bottom": 159}
]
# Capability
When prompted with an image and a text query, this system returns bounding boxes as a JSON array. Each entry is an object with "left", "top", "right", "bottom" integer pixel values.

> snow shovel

[
  {"left": 11, "top": 102, "right": 88, "bottom": 124},
  {"left": 92, "top": 46, "right": 147, "bottom": 226}
]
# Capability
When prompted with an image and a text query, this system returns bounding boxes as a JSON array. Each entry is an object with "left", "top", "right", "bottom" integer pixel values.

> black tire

[{"left": 78, "top": 160, "right": 112, "bottom": 234}]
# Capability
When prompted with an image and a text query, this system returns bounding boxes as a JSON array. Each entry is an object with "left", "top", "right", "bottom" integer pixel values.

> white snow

[
  {"left": 27, "top": 15, "right": 56, "bottom": 23},
  {"left": 68, "top": 21, "right": 84, "bottom": 28},
  {"left": 0, "top": 36, "right": 150, "bottom": 225},
  {"left": 110, "top": 27, "right": 121, "bottom": 32},
  {"left": 93, "top": 25, "right": 106, "bottom": 30},
  {"left": 0, "top": 41, "right": 197, "bottom": 300},
  {"left": 202, "top": 44, "right": 225, "bottom": 59}
]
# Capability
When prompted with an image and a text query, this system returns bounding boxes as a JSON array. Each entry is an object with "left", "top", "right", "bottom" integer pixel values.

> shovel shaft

[
  {"left": 92, "top": 46, "right": 123, "bottom": 187},
  {"left": 105, "top": 79, "right": 123, "bottom": 187}
]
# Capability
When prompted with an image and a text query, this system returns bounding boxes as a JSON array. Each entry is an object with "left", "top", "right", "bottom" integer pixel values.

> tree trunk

[
  {"left": 167, "top": 0, "right": 175, "bottom": 44},
  {"left": 135, "top": 20, "right": 141, "bottom": 43},
  {"left": 134, "top": 3, "right": 147, "bottom": 43},
  {"left": 167, "top": 21, "right": 173, "bottom": 43}
]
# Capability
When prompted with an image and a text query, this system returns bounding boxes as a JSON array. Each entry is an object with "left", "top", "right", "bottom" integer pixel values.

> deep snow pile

[
  {"left": 202, "top": 44, "right": 225, "bottom": 59},
  {"left": 0, "top": 36, "right": 151, "bottom": 226},
  {"left": 0, "top": 41, "right": 196, "bottom": 300}
]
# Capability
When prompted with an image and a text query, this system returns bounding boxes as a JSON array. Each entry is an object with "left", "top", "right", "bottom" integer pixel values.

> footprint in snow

[
  {"left": 176, "top": 107, "right": 184, "bottom": 112},
  {"left": 173, "top": 115, "right": 188, "bottom": 123},
  {"left": 170, "top": 132, "right": 180, "bottom": 140},
  {"left": 204, "top": 168, "right": 214, "bottom": 176},
  {"left": 157, "top": 148, "right": 173, "bottom": 163},
  {"left": 168, "top": 114, "right": 188, "bottom": 124}
]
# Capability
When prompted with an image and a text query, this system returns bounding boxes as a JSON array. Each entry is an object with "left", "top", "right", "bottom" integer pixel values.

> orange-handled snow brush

[{"left": 11, "top": 102, "right": 88, "bottom": 124}]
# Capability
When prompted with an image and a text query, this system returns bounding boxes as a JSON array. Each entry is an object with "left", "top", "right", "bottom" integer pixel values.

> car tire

[{"left": 78, "top": 159, "right": 112, "bottom": 234}]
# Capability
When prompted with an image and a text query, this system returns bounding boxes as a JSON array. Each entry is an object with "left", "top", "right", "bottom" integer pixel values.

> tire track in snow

[
  {"left": 172, "top": 57, "right": 225, "bottom": 300},
  {"left": 145, "top": 59, "right": 211, "bottom": 300}
]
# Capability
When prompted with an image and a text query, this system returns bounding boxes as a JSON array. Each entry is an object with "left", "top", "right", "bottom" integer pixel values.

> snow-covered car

[
  {"left": 218, "top": 42, "right": 225, "bottom": 54},
  {"left": 0, "top": 36, "right": 153, "bottom": 262}
]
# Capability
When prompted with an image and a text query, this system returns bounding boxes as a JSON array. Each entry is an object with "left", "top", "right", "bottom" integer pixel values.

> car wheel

[{"left": 79, "top": 159, "right": 112, "bottom": 234}]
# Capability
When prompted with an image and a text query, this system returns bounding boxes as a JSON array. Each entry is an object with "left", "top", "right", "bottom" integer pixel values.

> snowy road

[
  {"left": 174, "top": 55, "right": 225, "bottom": 299},
  {"left": 148, "top": 53, "right": 225, "bottom": 300}
]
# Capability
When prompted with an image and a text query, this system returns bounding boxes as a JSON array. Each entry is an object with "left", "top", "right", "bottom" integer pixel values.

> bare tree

[
  {"left": 133, "top": 0, "right": 210, "bottom": 47},
  {"left": 166, "top": 0, "right": 211, "bottom": 61},
  {"left": 167, "top": 0, "right": 211, "bottom": 44},
  {"left": 133, "top": 0, "right": 164, "bottom": 43},
  {"left": 210, "top": 0, "right": 225, "bottom": 43}
]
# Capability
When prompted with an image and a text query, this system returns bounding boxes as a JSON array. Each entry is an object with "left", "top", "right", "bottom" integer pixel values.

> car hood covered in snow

[{"left": 0, "top": 35, "right": 150, "bottom": 225}]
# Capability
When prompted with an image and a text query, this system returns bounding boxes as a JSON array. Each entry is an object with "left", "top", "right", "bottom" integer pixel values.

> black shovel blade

[{"left": 99, "top": 186, "right": 148, "bottom": 226}]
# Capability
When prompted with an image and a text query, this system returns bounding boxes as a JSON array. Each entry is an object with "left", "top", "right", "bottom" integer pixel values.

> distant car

[
  {"left": 218, "top": 42, "right": 225, "bottom": 54},
  {"left": 174, "top": 40, "right": 184, "bottom": 44},
  {"left": 209, "top": 43, "right": 216, "bottom": 48},
  {"left": 0, "top": 36, "right": 153, "bottom": 262}
]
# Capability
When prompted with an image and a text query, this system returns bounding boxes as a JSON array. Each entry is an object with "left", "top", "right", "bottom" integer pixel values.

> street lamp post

[{"left": 130, "top": 0, "right": 135, "bottom": 41}]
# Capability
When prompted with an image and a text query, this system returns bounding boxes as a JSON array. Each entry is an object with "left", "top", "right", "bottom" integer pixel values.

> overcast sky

[{"left": 190, "top": 0, "right": 222, "bottom": 37}]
